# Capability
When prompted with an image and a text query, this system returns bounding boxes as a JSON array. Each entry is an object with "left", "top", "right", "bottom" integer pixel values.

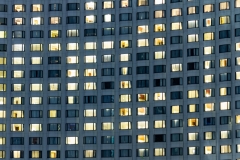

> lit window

[
  {"left": 0, "top": 137, "right": 5, "bottom": 145},
  {"left": 84, "top": 82, "right": 96, "bottom": 90},
  {"left": 14, "top": 5, "right": 25, "bottom": 12},
  {"left": 204, "top": 18, "right": 214, "bottom": 27},
  {"left": 31, "top": 57, "right": 42, "bottom": 64},
  {"left": 31, "top": 17, "right": 43, "bottom": 25},
  {"left": 220, "top": 131, "right": 231, "bottom": 139},
  {"left": 12, "top": 57, "right": 24, "bottom": 65},
  {"left": 84, "top": 150, "right": 96, "bottom": 158},
  {"left": 137, "top": 94, "right": 148, "bottom": 101},
  {"left": 171, "top": 105, "right": 182, "bottom": 114},
  {"left": 84, "top": 109, "right": 96, "bottom": 117},
  {"left": 205, "top": 146, "right": 215, "bottom": 154},
  {"left": 0, "top": 58, "right": 6, "bottom": 65},
  {"left": 84, "top": 69, "right": 96, "bottom": 76},
  {"left": 48, "top": 110, "right": 59, "bottom": 118},
  {"left": 0, "top": 124, "right": 5, "bottom": 131},
  {"left": 137, "top": 135, "right": 148, "bottom": 143},
  {"left": 119, "top": 94, "right": 131, "bottom": 102},
  {"left": 49, "top": 17, "right": 61, "bottom": 24},
  {"left": 120, "top": 54, "right": 131, "bottom": 61},
  {"left": 120, "top": 81, "right": 131, "bottom": 88},
  {"left": 154, "top": 120, "right": 165, "bottom": 128},
  {"left": 220, "top": 145, "right": 231, "bottom": 153},
  {"left": 84, "top": 123, "right": 96, "bottom": 130},
  {"left": 155, "top": 10, "right": 165, "bottom": 18},
  {"left": 66, "top": 70, "right": 78, "bottom": 77},
  {"left": 12, "top": 44, "right": 24, "bottom": 51},
  {"left": 49, "top": 30, "right": 60, "bottom": 38},
  {"left": 119, "top": 108, "right": 131, "bottom": 116},
  {"left": 204, "top": 32, "right": 214, "bottom": 40},
  {"left": 204, "top": 4, "right": 214, "bottom": 12},
  {"left": 84, "top": 56, "right": 96, "bottom": 63},
  {"left": 30, "top": 97, "right": 42, "bottom": 104},
  {"left": 85, "top": 15, "right": 96, "bottom": 23},
  {"left": 120, "top": 40, "right": 130, "bottom": 48},
  {"left": 12, "top": 151, "right": 22, "bottom": 158},
  {"left": 30, "top": 124, "right": 42, "bottom": 131},
  {"left": 30, "top": 151, "right": 41, "bottom": 158},
  {"left": 119, "top": 122, "right": 131, "bottom": 129},
  {"left": 204, "top": 46, "right": 214, "bottom": 55},
  {"left": 204, "top": 88, "right": 214, "bottom": 97},
  {"left": 204, "top": 103, "right": 214, "bottom": 111},
  {"left": 0, "top": 31, "right": 6, "bottom": 38},
  {"left": 138, "top": 25, "right": 148, "bottom": 33},
  {"left": 13, "top": 18, "right": 25, "bottom": 25},
  {"left": 137, "top": 107, "right": 148, "bottom": 115},
  {"left": 0, "top": 111, "right": 5, "bottom": 118},
  {"left": 154, "top": 24, "right": 165, "bottom": 32},
  {"left": 188, "top": 118, "right": 199, "bottom": 127},
  {"left": 66, "top": 56, "right": 78, "bottom": 64},
  {"left": 220, "top": 16, "right": 230, "bottom": 24},
  {"left": 171, "top": 64, "right": 182, "bottom": 72},
  {"left": 154, "top": 93, "right": 166, "bottom": 100},
  {"left": 103, "top": 1, "right": 114, "bottom": 8},
  {"left": 171, "top": 8, "right": 181, "bottom": 16},
  {"left": 66, "top": 137, "right": 78, "bottom": 144},
  {"left": 30, "top": 84, "right": 42, "bottom": 91},
  {"left": 84, "top": 42, "right": 96, "bottom": 50},
  {"left": 188, "top": 34, "right": 199, "bottom": 42},
  {"left": 85, "top": 2, "right": 96, "bottom": 10},
  {"left": 137, "top": 121, "right": 148, "bottom": 129},
  {"left": 237, "top": 0, "right": 240, "bottom": 7},
  {"left": 137, "top": 39, "right": 149, "bottom": 47},
  {"left": 171, "top": 22, "right": 182, "bottom": 30},
  {"left": 188, "top": 20, "right": 198, "bottom": 28},
  {"left": 67, "top": 30, "right": 79, "bottom": 37},
  {"left": 220, "top": 2, "right": 229, "bottom": 10},
  {"left": 11, "top": 110, "right": 24, "bottom": 118},
  {"left": 154, "top": 38, "right": 165, "bottom": 45},
  {"left": 138, "top": 0, "right": 148, "bottom": 6},
  {"left": 220, "top": 87, "right": 230, "bottom": 96},
  {"left": 204, "top": 75, "right": 214, "bottom": 83},
  {"left": 188, "top": 6, "right": 198, "bottom": 14},
  {"left": 188, "top": 90, "right": 199, "bottom": 98},
  {"left": 154, "top": 51, "right": 165, "bottom": 59},
  {"left": 11, "top": 124, "right": 23, "bottom": 131},
  {"left": 102, "top": 41, "right": 114, "bottom": 49},
  {"left": 188, "top": 133, "right": 198, "bottom": 141},
  {"left": 49, "top": 43, "right": 61, "bottom": 51},
  {"left": 236, "top": 72, "right": 240, "bottom": 80},
  {"left": 154, "top": 148, "right": 165, "bottom": 156},
  {"left": 188, "top": 104, "right": 199, "bottom": 113},
  {"left": 102, "top": 122, "right": 114, "bottom": 130},
  {"left": 121, "top": 0, "right": 131, "bottom": 7},
  {"left": 236, "top": 115, "right": 240, "bottom": 123},
  {"left": 32, "top": 4, "right": 43, "bottom": 11}
]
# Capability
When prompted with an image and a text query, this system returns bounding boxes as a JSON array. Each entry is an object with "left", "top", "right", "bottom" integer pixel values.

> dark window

[
  {"left": 119, "top": 26, "right": 132, "bottom": 34},
  {"left": 154, "top": 65, "right": 166, "bottom": 73},
  {"left": 49, "top": 4, "right": 62, "bottom": 11},
  {"left": 119, "top": 135, "right": 132, "bottom": 143},
  {"left": 83, "top": 136, "right": 96, "bottom": 144},
  {"left": 67, "top": 3, "right": 80, "bottom": 10},
  {"left": 236, "top": 14, "right": 240, "bottom": 22},
  {"left": 235, "top": 28, "right": 240, "bottom": 37},
  {"left": 84, "top": 29, "right": 97, "bottom": 36},
  {"left": 137, "top": 52, "right": 149, "bottom": 60},
  {"left": 0, "top": 5, "right": 7, "bottom": 12},
  {"left": 219, "top": 44, "right": 231, "bottom": 53},
  {"left": 219, "top": 30, "right": 230, "bottom": 39},
  {"left": 136, "top": 80, "right": 149, "bottom": 88},
  {"left": 101, "top": 150, "right": 114, "bottom": 158},
  {"left": 137, "top": 12, "right": 149, "bottom": 20},
  {"left": 65, "top": 150, "right": 78, "bottom": 158},
  {"left": 171, "top": 0, "right": 182, "bottom": 3},
  {"left": 154, "top": 134, "right": 166, "bottom": 142},
  {"left": 0, "top": 44, "right": 7, "bottom": 51},
  {"left": 101, "top": 109, "right": 114, "bottom": 117},
  {"left": 219, "top": 73, "right": 231, "bottom": 81},
  {"left": 119, "top": 149, "right": 132, "bottom": 157},
  {"left": 66, "top": 123, "right": 79, "bottom": 131},
  {"left": 11, "top": 137, "right": 24, "bottom": 145},
  {"left": 29, "top": 137, "right": 42, "bottom": 145},
  {"left": 187, "top": 76, "right": 199, "bottom": 84},
  {"left": 48, "top": 70, "right": 61, "bottom": 78},
  {"left": 29, "top": 110, "right": 42, "bottom": 118},
  {"left": 171, "top": 77, "right": 182, "bottom": 86},
  {"left": 171, "top": 148, "right": 183, "bottom": 156},
  {"left": 47, "top": 137, "right": 60, "bottom": 145},
  {"left": 153, "top": 106, "right": 166, "bottom": 114},
  {"left": 220, "top": 116, "right": 231, "bottom": 125},
  {"left": 0, "top": 18, "right": 7, "bottom": 25},
  {"left": 47, "top": 123, "right": 61, "bottom": 131},
  {"left": 66, "top": 16, "right": 79, "bottom": 24},
  {"left": 137, "top": 66, "right": 149, "bottom": 74},
  {"left": 48, "top": 96, "right": 61, "bottom": 104},
  {"left": 30, "top": 70, "right": 43, "bottom": 78},
  {"left": 171, "top": 91, "right": 183, "bottom": 99},
  {"left": 30, "top": 30, "right": 43, "bottom": 38},
  {"left": 171, "top": 119, "right": 183, "bottom": 127},
  {"left": 12, "top": 31, "right": 25, "bottom": 38},
  {"left": 102, "top": 28, "right": 115, "bottom": 36},
  {"left": 154, "top": 79, "right": 166, "bottom": 87},
  {"left": 171, "top": 133, "right": 183, "bottom": 142},
  {"left": 102, "top": 82, "right": 114, "bottom": 89},
  {"left": 84, "top": 96, "right": 97, "bottom": 103},
  {"left": 101, "top": 136, "right": 114, "bottom": 144},
  {"left": 66, "top": 110, "right": 79, "bottom": 117},
  {"left": 48, "top": 57, "right": 61, "bottom": 64},
  {"left": 171, "top": 50, "right": 182, "bottom": 58},
  {"left": 119, "top": 13, "right": 132, "bottom": 21},
  {"left": 204, "top": 117, "right": 215, "bottom": 125},
  {"left": 102, "top": 68, "right": 114, "bottom": 76},
  {"left": 187, "top": 62, "right": 199, "bottom": 70},
  {"left": 101, "top": 95, "right": 114, "bottom": 103},
  {"left": 171, "top": 36, "right": 182, "bottom": 44},
  {"left": 187, "top": 48, "right": 199, "bottom": 56},
  {"left": 236, "top": 100, "right": 240, "bottom": 109}
]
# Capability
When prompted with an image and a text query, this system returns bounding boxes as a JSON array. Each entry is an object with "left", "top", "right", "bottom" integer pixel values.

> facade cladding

[{"left": 0, "top": 0, "right": 240, "bottom": 159}]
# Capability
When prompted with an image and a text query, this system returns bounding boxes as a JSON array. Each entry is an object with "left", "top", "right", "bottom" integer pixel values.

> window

[
  {"left": 0, "top": 31, "right": 6, "bottom": 38},
  {"left": 137, "top": 135, "right": 148, "bottom": 143},
  {"left": 102, "top": 82, "right": 114, "bottom": 89},
  {"left": 220, "top": 87, "right": 231, "bottom": 96},
  {"left": 102, "top": 122, "right": 114, "bottom": 130},
  {"left": 0, "top": 5, "right": 7, "bottom": 12},
  {"left": 221, "top": 131, "right": 231, "bottom": 139},
  {"left": 219, "top": 73, "right": 231, "bottom": 81},
  {"left": 188, "top": 104, "right": 199, "bottom": 113},
  {"left": 154, "top": 93, "right": 166, "bottom": 100},
  {"left": 155, "top": 38, "right": 165, "bottom": 45},
  {"left": 49, "top": 4, "right": 62, "bottom": 11},
  {"left": 103, "top": 1, "right": 114, "bottom": 8},
  {"left": 137, "top": 39, "right": 149, "bottom": 47},
  {"left": 11, "top": 110, "right": 24, "bottom": 118},
  {"left": 102, "top": 68, "right": 114, "bottom": 76},
  {"left": 188, "top": 90, "right": 199, "bottom": 98},
  {"left": 49, "top": 43, "right": 61, "bottom": 51},
  {"left": 11, "top": 137, "right": 24, "bottom": 145},
  {"left": 84, "top": 123, "right": 96, "bottom": 130},
  {"left": 204, "top": 60, "right": 215, "bottom": 69},
  {"left": 66, "top": 96, "right": 79, "bottom": 104},
  {"left": 66, "top": 137, "right": 78, "bottom": 144},
  {"left": 85, "top": 2, "right": 96, "bottom": 10},
  {"left": 13, "top": 18, "right": 25, "bottom": 25},
  {"left": 83, "top": 136, "right": 96, "bottom": 144},
  {"left": 204, "top": 4, "right": 214, "bottom": 12},
  {"left": 121, "top": 0, "right": 132, "bottom": 7},
  {"left": 187, "top": 62, "right": 199, "bottom": 70},
  {"left": 31, "top": 4, "right": 43, "bottom": 12},
  {"left": 171, "top": 119, "right": 183, "bottom": 128},
  {"left": 65, "top": 150, "right": 78, "bottom": 158},
  {"left": 31, "top": 17, "right": 43, "bottom": 25},
  {"left": 48, "top": 70, "right": 61, "bottom": 78},
  {"left": 0, "top": 18, "right": 7, "bottom": 25},
  {"left": 188, "top": 118, "right": 199, "bottom": 127},
  {"left": 188, "top": 6, "right": 199, "bottom": 14},
  {"left": 155, "top": 10, "right": 165, "bottom": 18},
  {"left": 154, "top": 51, "right": 165, "bottom": 59},
  {"left": 119, "top": 135, "right": 132, "bottom": 143},
  {"left": 204, "top": 103, "right": 215, "bottom": 112},
  {"left": 84, "top": 96, "right": 97, "bottom": 104},
  {"left": 102, "top": 41, "right": 114, "bottom": 49},
  {"left": 120, "top": 40, "right": 132, "bottom": 48},
  {"left": 188, "top": 20, "right": 198, "bottom": 28},
  {"left": 101, "top": 95, "right": 114, "bottom": 103},
  {"left": 101, "top": 150, "right": 114, "bottom": 158},
  {"left": 84, "top": 29, "right": 97, "bottom": 36},
  {"left": 48, "top": 110, "right": 60, "bottom": 118},
  {"left": 47, "top": 151, "right": 60, "bottom": 158},
  {"left": 171, "top": 133, "right": 183, "bottom": 142},
  {"left": 171, "top": 92, "right": 183, "bottom": 100},
  {"left": 220, "top": 16, "right": 230, "bottom": 24},
  {"left": 136, "top": 80, "right": 149, "bottom": 88},
  {"left": 49, "top": 30, "right": 61, "bottom": 38},
  {"left": 101, "top": 109, "right": 114, "bottom": 117},
  {"left": 171, "top": 36, "right": 182, "bottom": 44},
  {"left": 102, "top": 54, "right": 114, "bottom": 62},
  {"left": 103, "top": 14, "right": 115, "bottom": 22},
  {"left": 188, "top": 133, "right": 199, "bottom": 141},
  {"left": 30, "top": 30, "right": 43, "bottom": 38},
  {"left": 219, "top": 30, "right": 230, "bottom": 39},
  {"left": 12, "top": 57, "right": 24, "bottom": 65},
  {"left": 67, "top": 16, "right": 79, "bottom": 24},
  {"left": 220, "top": 145, "right": 231, "bottom": 154},
  {"left": 30, "top": 44, "right": 42, "bottom": 51},
  {"left": 136, "top": 149, "right": 149, "bottom": 157},
  {"left": 154, "top": 120, "right": 166, "bottom": 128},
  {"left": 0, "top": 58, "right": 6, "bottom": 65},
  {"left": 154, "top": 148, "right": 165, "bottom": 156},
  {"left": 66, "top": 110, "right": 78, "bottom": 118},
  {"left": 12, "top": 44, "right": 24, "bottom": 51},
  {"left": 48, "top": 97, "right": 61, "bottom": 104},
  {"left": 119, "top": 122, "right": 131, "bottom": 129},
  {"left": 171, "top": 22, "right": 182, "bottom": 30},
  {"left": 119, "top": 94, "right": 131, "bottom": 102},
  {"left": 29, "top": 151, "right": 42, "bottom": 158},
  {"left": 171, "top": 64, "right": 182, "bottom": 72},
  {"left": 10, "top": 151, "right": 24, "bottom": 158},
  {"left": 171, "top": 9, "right": 181, "bottom": 16},
  {"left": 220, "top": 102, "right": 230, "bottom": 110},
  {"left": 30, "top": 97, "right": 42, "bottom": 105},
  {"left": 11, "top": 124, "right": 24, "bottom": 131},
  {"left": 154, "top": 24, "right": 165, "bottom": 32},
  {"left": 204, "top": 32, "right": 214, "bottom": 40},
  {"left": 137, "top": 25, "right": 148, "bottom": 33},
  {"left": 137, "top": 12, "right": 149, "bottom": 20},
  {"left": 171, "top": 148, "right": 183, "bottom": 156},
  {"left": 12, "top": 97, "right": 24, "bottom": 105},
  {"left": 119, "top": 13, "right": 132, "bottom": 21},
  {"left": 84, "top": 150, "right": 96, "bottom": 158},
  {"left": 120, "top": 108, "right": 131, "bottom": 116},
  {"left": 187, "top": 76, "right": 199, "bottom": 84},
  {"left": 188, "top": 34, "right": 199, "bottom": 42},
  {"left": 154, "top": 79, "right": 166, "bottom": 87},
  {"left": 102, "top": 28, "right": 114, "bottom": 36},
  {"left": 85, "top": 15, "right": 96, "bottom": 23},
  {"left": 138, "top": 0, "right": 148, "bottom": 6},
  {"left": 204, "top": 88, "right": 215, "bottom": 97},
  {"left": 67, "top": 3, "right": 79, "bottom": 10},
  {"left": 67, "top": 30, "right": 78, "bottom": 37},
  {"left": 203, "top": 18, "right": 215, "bottom": 27},
  {"left": 47, "top": 137, "right": 60, "bottom": 145},
  {"left": 204, "top": 117, "right": 215, "bottom": 125},
  {"left": 12, "top": 71, "right": 24, "bottom": 78},
  {"left": 30, "top": 124, "right": 42, "bottom": 131},
  {"left": 120, "top": 81, "right": 131, "bottom": 88},
  {"left": 13, "top": 5, "right": 25, "bottom": 12},
  {"left": 119, "top": 67, "right": 132, "bottom": 75}
]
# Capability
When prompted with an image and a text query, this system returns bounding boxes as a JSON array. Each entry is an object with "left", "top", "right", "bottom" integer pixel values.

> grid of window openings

[{"left": 0, "top": 0, "right": 240, "bottom": 159}]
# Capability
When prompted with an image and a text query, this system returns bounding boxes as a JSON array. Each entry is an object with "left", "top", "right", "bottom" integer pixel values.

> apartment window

[
  {"left": 136, "top": 80, "right": 149, "bottom": 88},
  {"left": 204, "top": 103, "right": 214, "bottom": 112},
  {"left": 120, "top": 40, "right": 132, "bottom": 48},
  {"left": 49, "top": 30, "right": 61, "bottom": 38},
  {"left": 101, "top": 95, "right": 114, "bottom": 103},
  {"left": 48, "top": 70, "right": 61, "bottom": 78},
  {"left": 48, "top": 97, "right": 61, "bottom": 104},
  {"left": 47, "top": 137, "right": 60, "bottom": 145},
  {"left": 171, "top": 64, "right": 182, "bottom": 72},
  {"left": 84, "top": 29, "right": 97, "bottom": 36},
  {"left": 102, "top": 82, "right": 114, "bottom": 89},
  {"left": 83, "top": 136, "right": 96, "bottom": 144},
  {"left": 137, "top": 94, "right": 148, "bottom": 102},
  {"left": 101, "top": 150, "right": 114, "bottom": 158},
  {"left": 29, "top": 110, "right": 42, "bottom": 118},
  {"left": 219, "top": 30, "right": 230, "bottom": 39},
  {"left": 187, "top": 76, "right": 199, "bottom": 84},
  {"left": 220, "top": 116, "right": 231, "bottom": 125},
  {"left": 154, "top": 51, "right": 165, "bottom": 59},
  {"left": 119, "top": 149, "right": 131, "bottom": 157},
  {"left": 85, "top": 2, "right": 96, "bottom": 10},
  {"left": 220, "top": 87, "right": 231, "bottom": 96},
  {"left": 30, "top": 30, "right": 43, "bottom": 38},
  {"left": 84, "top": 150, "right": 96, "bottom": 158},
  {"left": 48, "top": 110, "right": 60, "bottom": 118},
  {"left": 188, "top": 90, "right": 199, "bottom": 98},
  {"left": 220, "top": 16, "right": 230, "bottom": 24},
  {"left": 12, "top": 44, "right": 24, "bottom": 51},
  {"left": 31, "top": 4, "right": 43, "bottom": 12},
  {"left": 30, "top": 97, "right": 42, "bottom": 104},
  {"left": 171, "top": 92, "right": 183, "bottom": 100},
  {"left": 188, "top": 20, "right": 198, "bottom": 28},
  {"left": 119, "top": 122, "right": 131, "bottom": 129},
  {"left": 204, "top": 4, "right": 214, "bottom": 12},
  {"left": 204, "top": 88, "right": 215, "bottom": 97},
  {"left": 12, "top": 97, "right": 24, "bottom": 105},
  {"left": 171, "top": 119, "right": 183, "bottom": 127},
  {"left": 204, "top": 117, "right": 215, "bottom": 125},
  {"left": 67, "top": 30, "right": 79, "bottom": 37},
  {"left": 66, "top": 137, "right": 78, "bottom": 144},
  {"left": 12, "top": 57, "right": 24, "bottom": 65},
  {"left": 137, "top": 135, "right": 148, "bottom": 143},
  {"left": 10, "top": 151, "right": 24, "bottom": 158},
  {"left": 102, "top": 68, "right": 114, "bottom": 76},
  {"left": 203, "top": 18, "right": 215, "bottom": 27},
  {"left": 137, "top": 12, "right": 149, "bottom": 20},
  {"left": 188, "top": 34, "right": 199, "bottom": 42},
  {"left": 13, "top": 5, "right": 24, "bottom": 12},
  {"left": 204, "top": 131, "right": 215, "bottom": 140},
  {"left": 220, "top": 102, "right": 230, "bottom": 110},
  {"left": 171, "top": 133, "right": 183, "bottom": 142},
  {"left": 188, "top": 118, "right": 199, "bottom": 127},
  {"left": 31, "top": 17, "right": 43, "bottom": 25},
  {"left": 137, "top": 39, "right": 149, "bottom": 47},
  {"left": 120, "top": 81, "right": 131, "bottom": 89},
  {"left": 154, "top": 148, "right": 165, "bottom": 156},
  {"left": 119, "top": 135, "right": 132, "bottom": 143},
  {"left": 11, "top": 137, "right": 23, "bottom": 145},
  {"left": 154, "top": 24, "right": 165, "bottom": 32},
  {"left": 187, "top": 48, "right": 199, "bottom": 56},
  {"left": 65, "top": 150, "right": 78, "bottom": 158},
  {"left": 12, "top": 71, "right": 24, "bottom": 78},
  {"left": 0, "top": 31, "right": 6, "bottom": 38},
  {"left": 11, "top": 110, "right": 24, "bottom": 118},
  {"left": 220, "top": 2, "right": 230, "bottom": 10},
  {"left": 188, "top": 104, "right": 199, "bottom": 113},
  {"left": 204, "top": 32, "right": 214, "bottom": 40},
  {"left": 171, "top": 36, "right": 182, "bottom": 44},
  {"left": 155, "top": 10, "right": 165, "bottom": 18},
  {"left": 137, "top": 25, "right": 148, "bottom": 33},
  {"left": 138, "top": 0, "right": 148, "bottom": 6},
  {"left": 84, "top": 123, "right": 96, "bottom": 130},
  {"left": 103, "top": 1, "right": 114, "bottom": 8},
  {"left": 188, "top": 6, "right": 199, "bottom": 14},
  {"left": 171, "top": 9, "right": 181, "bottom": 16},
  {"left": 119, "top": 13, "right": 132, "bottom": 21},
  {"left": 30, "top": 124, "right": 42, "bottom": 131},
  {"left": 187, "top": 62, "right": 199, "bottom": 70},
  {"left": 171, "top": 22, "right": 182, "bottom": 30},
  {"left": 121, "top": 0, "right": 132, "bottom": 7},
  {"left": 154, "top": 65, "right": 166, "bottom": 73},
  {"left": 220, "top": 145, "right": 231, "bottom": 154},
  {"left": 67, "top": 3, "right": 80, "bottom": 10},
  {"left": 220, "top": 73, "right": 231, "bottom": 81},
  {"left": 154, "top": 79, "right": 166, "bottom": 87},
  {"left": 154, "top": 92, "right": 166, "bottom": 100},
  {"left": 101, "top": 109, "right": 114, "bottom": 117},
  {"left": 49, "top": 4, "right": 62, "bottom": 11},
  {"left": 47, "top": 151, "right": 60, "bottom": 158},
  {"left": 102, "top": 41, "right": 114, "bottom": 49},
  {"left": 30, "top": 44, "right": 42, "bottom": 51},
  {"left": 155, "top": 38, "right": 165, "bottom": 45},
  {"left": 171, "top": 148, "right": 183, "bottom": 156},
  {"left": 154, "top": 120, "right": 166, "bottom": 128},
  {"left": 67, "top": 16, "right": 79, "bottom": 24},
  {"left": 0, "top": 18, "right": 7, "bottom": 25},
  {"left": 102, "top": 28, "right": 114, "bottom": 36},
  {"left": 171, "top": 105, "right": 182, "bottom": 113},
  {"left": 13, "top": 18, "right": 25, "bottom": 25},
  {"left": 103, "top": 14, "right": 115, "bottom": 22},
  {"left": 188, "top": 133, "right": 199, "bottom": 141},
  {"left": 85, "top": 15, "right": 96, "bottom": 23},
  {"left": 101, "top": 136, "right": 114, "bottom": 144},
  {"left": 221, "top": 131, "right": 231, "bottom": 139},
  {"left": 49, "top": 43, "right": 61, "bottom": 51},
  {"left": 136, "top": 149, "right": 149, "bottom": 157}
]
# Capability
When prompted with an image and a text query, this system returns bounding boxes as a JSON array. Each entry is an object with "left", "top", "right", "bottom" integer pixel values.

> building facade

[{"left": 0, "top": 0, "right": 239, "bottom": 159}]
